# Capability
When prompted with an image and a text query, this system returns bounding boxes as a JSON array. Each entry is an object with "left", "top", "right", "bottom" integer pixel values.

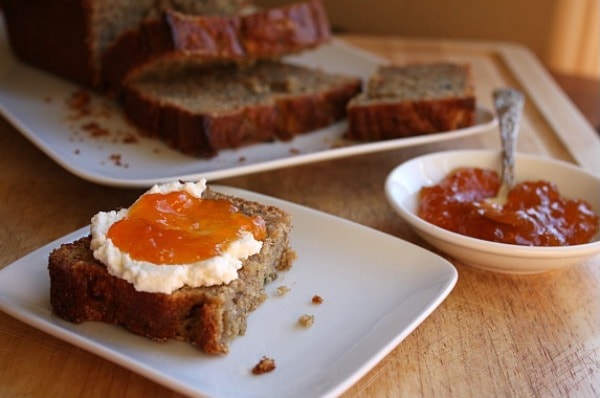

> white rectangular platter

[
  {"left": 0, "top": 16, "right": 495, "bottom": 188},
  {"left": 0, "top": 186, "right": 457, "bottom": 397}
]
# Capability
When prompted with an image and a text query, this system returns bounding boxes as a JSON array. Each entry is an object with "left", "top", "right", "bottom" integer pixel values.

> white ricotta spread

[{"left": 90, "top": 180, "right": 263, "bottom": 294}]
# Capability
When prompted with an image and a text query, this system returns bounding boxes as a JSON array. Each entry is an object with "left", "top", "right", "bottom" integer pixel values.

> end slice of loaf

[
  {"left": 122, "top": 61, "right": 362, "bottom": 156},
  {"left": 48, "top": 189, "right": 295, "bottom": 355},
  {"left": 346, "top": 62, "right": 476, "bottom": 141},
  {"left": 100, "top": 0, "right": 331, "bottom": 92},
  {"left": 1, "top": 0, "right": 251, "bottom": 89}
]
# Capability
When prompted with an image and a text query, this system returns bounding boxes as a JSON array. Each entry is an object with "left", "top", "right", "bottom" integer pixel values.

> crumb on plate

[
  {"left": 298, "top": 314, "right": 314, "bottom": 328},
  {"left": 276, "top": 285, "right": 291, "bottom": 296},
  {"left": 252, "top": 356, "right": 276, "bottom": 375}
]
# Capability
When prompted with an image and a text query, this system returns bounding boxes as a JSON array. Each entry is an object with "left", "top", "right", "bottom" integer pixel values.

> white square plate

[
  {"left": 0, "top": 186, "right": 457, "bottom": 397},
  {"left": 0, "top": 16, "right": 496, "bottom": 188}
]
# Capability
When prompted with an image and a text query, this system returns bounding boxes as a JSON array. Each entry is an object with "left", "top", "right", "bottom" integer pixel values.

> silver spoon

[{"left": 485, "top": 87, "right": 525, "bottom": 206}]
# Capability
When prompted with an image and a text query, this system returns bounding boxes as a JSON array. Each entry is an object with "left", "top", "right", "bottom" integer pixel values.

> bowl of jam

[{"left": 385, "top": 149, "right": 600, "bottom": 274}]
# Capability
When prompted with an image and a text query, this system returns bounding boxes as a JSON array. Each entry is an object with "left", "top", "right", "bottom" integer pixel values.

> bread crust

[
  {"left": 2, "top": 0, "right": 97, "bottom": 87},
  {"left": 48, "top": 189, "right": 295, "bottom": 355},
  {"left": 101, "top": 0, "right": 332, "bottom": 92},
  {"left": 347, "top": 97, "right": 476, "bottom": 140}
]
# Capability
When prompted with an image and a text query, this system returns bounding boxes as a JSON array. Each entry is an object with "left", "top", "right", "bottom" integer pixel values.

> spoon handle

[{"left": 493, "top": 88, "right": 524, "bottom": 189}]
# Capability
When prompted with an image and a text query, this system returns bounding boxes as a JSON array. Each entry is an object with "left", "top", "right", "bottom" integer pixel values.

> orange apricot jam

[
  {"left": 107, "top": 191, "right": 266, "bottom": 264},
  {"left": 418, "top": 167, "right": 599, "bottom": 246}
]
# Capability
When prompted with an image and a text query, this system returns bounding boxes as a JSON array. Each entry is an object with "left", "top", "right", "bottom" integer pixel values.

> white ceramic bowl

[{"left": 385, "top": 150, "right": 600, "bottom": 274}]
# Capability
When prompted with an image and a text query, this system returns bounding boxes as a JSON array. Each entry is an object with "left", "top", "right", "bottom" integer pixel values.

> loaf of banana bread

[
  {"left": 1, "top": 0, "right": 251, "bottom": 89},
  {"left": 101, "top": 0, "right": 331, "bottom": 92},
  {"left": 346, "top": 62, "right": 476, "bottom": 141},
  {"left": 122, "top": 61, "right": 362, "bottom": 156},
  {"left": 48, "top": 188, "right": 295, "bottom": 355}
]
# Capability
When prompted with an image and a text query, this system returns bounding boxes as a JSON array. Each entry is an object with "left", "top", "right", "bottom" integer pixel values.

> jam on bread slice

[{"left": 48, "top": 189, "right": 295, "bottom": 355}]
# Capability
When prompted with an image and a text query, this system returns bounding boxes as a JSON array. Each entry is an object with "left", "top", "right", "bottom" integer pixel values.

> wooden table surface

[{"left": 1, "top": 34, "right": 600, "bottom": 397}]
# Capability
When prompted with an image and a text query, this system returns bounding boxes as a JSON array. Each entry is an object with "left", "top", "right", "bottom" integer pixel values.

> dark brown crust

[
  {"left": 346, "top": 97, "right": 476, "bottom": 141},
  {"left": 1, "top": 0, "right": 97, "bottom": 88},
  {"left": 122, "top": 70, "right": 362, "bottom": 157},
  {"left": 239, "top": 0, "right": 331, "bottom": 56},
  {"left": 101, "top": 0, "right": 332, "bottom": 92},
  {"left": 274, "top": 83, "right": 363, "bottom": 140},
  {"left": 47, "top": 189, "right": 295, "bottom": 355}
]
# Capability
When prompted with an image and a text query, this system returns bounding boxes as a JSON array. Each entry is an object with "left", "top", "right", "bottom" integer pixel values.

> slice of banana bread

[
  {"left": 122, "top": 61, "right": 362, "bottom": 156},
  {"left": 48, "top": 188, "right": 295, "bottom": 355},
  {"left": 1, "top": 0, "right": 252, "bottom": 88},
  {"left": 346, "top": 62, "right": 476, "bottom": 141},
  {"left": 100, "top": 0, "right": 331, "bottom": 92}
]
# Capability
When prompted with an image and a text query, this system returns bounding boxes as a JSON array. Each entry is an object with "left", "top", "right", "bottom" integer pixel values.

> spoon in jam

[{"left": 485, "top": 87, "right": 525, "bottom": 207}]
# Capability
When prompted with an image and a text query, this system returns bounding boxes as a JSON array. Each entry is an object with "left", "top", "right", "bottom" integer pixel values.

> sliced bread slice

[
  {"left": 48, "top": 188, "right": 295, "bottom": 355},
  {"left": 347, "top": 62, "right": 476, "bottom": 141},
  {"left": 122, "top": 61, "right": 362, "bottom": 156}
]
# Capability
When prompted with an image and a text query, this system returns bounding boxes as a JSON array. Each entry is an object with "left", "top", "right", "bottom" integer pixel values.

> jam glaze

[
  {"left": 418, "top": 167, "right": 599, "bottom": 246},
  {"left": 107, "top": 191, "right": 266, "bottom": 264}
]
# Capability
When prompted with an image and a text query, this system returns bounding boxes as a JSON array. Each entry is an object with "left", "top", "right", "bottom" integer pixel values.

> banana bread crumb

[
  {"left": 276, "top": 285, "right": 291, "bottom": 296},
  {"left": 298, "top": 314, "right": 314, "bottom": 327},
  {"left": 252, "top": 356, "right": 276, "bottom": 374}
]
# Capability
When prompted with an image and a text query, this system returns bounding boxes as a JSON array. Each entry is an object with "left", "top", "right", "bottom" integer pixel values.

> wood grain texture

[{"left": 1, "top": 35, "right": 599, "bottom": 397}]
